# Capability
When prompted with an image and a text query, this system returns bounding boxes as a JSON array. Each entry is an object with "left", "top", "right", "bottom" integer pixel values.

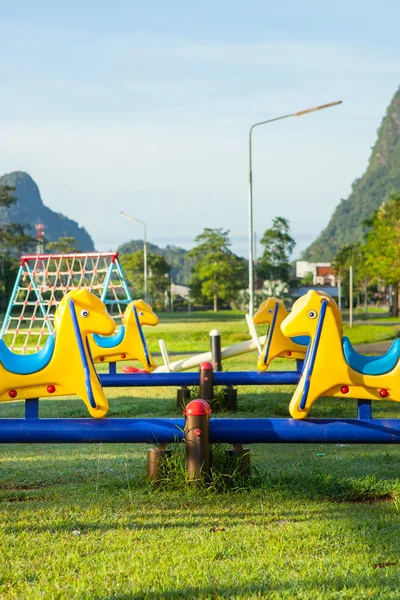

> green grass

[
  {"left": 143, "top": 318, "right": 399, "bottom": 354},
  {"left": 2, "top": 328, "right": 400, "bottom": 597}
]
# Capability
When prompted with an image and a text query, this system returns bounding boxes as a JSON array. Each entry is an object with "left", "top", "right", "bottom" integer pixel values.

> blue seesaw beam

[
  {"left": 99, "top": 371, "right": 300, "bottom": 388},
  {"left": 1, "top": 407, "right": 400, "bottom": 444}
]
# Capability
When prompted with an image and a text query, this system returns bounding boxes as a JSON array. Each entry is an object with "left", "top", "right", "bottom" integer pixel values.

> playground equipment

[
  {"left": 1, "top": 392, "right": 400, "bottom": 481},
  {"left": 253, "top": 297, "right": 308, "bottom": 370},
  {"left": 154, "top": 335, "right": 266, "bottom": 373},
  {"left": 1, "top": 252, "right": 131, "bottom": 353},
  {"left": 281, "top": 290, "right": 400, "bottom": 419},
  {"left": 0, "top": 289, "right": 115, "bottom": 418},
  {"left": 90, "top": 299, "right": 159, "bottom": 371}
]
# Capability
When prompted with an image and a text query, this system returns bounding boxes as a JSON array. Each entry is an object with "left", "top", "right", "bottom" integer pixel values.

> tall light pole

[
  {"left": 121, "top": 211, "right": 148, "bottom": 302},
  {"left": 248, "top": 100, "right": 342, "bottom": 316}
]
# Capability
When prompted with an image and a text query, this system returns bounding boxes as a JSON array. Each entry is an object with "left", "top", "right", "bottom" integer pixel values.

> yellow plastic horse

[
  {"left": 89, "top": 299, "right": 159, "bottom": 371},
  {"left": 0, "top": 289, "right": 115, "bottom": 418},
  {"left": 253, "top": 298, "right": 307, "bottom": 370},
  {"left": 281, "top": 290, "right": 400, "bottom": 419}
]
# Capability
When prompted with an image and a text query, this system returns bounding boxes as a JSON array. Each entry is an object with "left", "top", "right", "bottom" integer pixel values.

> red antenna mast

[{"left": 35, "top": 220, "right": 45, "bottom": 254}]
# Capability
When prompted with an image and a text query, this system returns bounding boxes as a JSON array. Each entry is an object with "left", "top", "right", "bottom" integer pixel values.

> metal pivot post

[
  {"left": 226, "top": 443, "right": 251, "bottom": 478},
  {"left": 184, "top": 399, "right": 211, "bottom": 481},
  {"left": 210, "top": 329, "right": 222, "bottom": 371},
  {"left": 147, "top": 444, "right": 171, "bottom": 481},
  {"left": 177, "top": 386, "right": 191, "bottom": 409},
  {"left": 199, "top": 362, "right": 214, "bottom": 402}
]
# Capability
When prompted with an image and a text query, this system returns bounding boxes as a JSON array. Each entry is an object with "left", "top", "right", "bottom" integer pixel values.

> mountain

[
  {"left": 0, "top": 171, "right": 95, "bottom": 250},
  {"left": 118, "top": 240, "right": 194, "bottom": 285},
  {"left": 302, "top": 86, "right": 400, "bottom": 261}
]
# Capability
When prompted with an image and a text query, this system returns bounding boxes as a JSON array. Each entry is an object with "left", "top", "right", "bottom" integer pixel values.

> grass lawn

[
  {"left": 1, "top": 318, "right": 400, "bottom": 597},
  {"left": 143, "top": 313, "right": 400, "bottom": 354}
]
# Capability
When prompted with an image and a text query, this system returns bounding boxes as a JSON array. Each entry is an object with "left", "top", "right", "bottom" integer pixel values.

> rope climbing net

[{"left": 0, "top": 252, "right": 132, "bottom": 353}]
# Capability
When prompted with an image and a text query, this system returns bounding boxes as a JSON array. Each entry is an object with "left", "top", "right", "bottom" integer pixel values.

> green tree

[
  {"left": 118, "top": 239, "right": 194, "bottom": 285},
  {"left": 299, "top": 272, "right": 314, "bottom": 286},
  {"left": 188, "top": 228, "right": 246, "bottom": 312},
  {"left": 0, "top": 186, "right": 35, "bottom": 309},
  {"left": 46, "top": 236, "right": 79, "bottom": 253},
  {"left": 258, "top": 217, "right": 295, "bottom": 283},
  {"left": 361, "top": 194, "right": 400, "bottom": 314},
  {"left": 120, "top": 250, "right": 170, "bottom": 305}
]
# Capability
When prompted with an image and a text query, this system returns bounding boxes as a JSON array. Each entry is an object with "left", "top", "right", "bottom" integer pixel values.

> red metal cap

[
  {"left": 200, "top": 361, "right": 214, "bottom": 371},
  {"left": 184, "top": 399, "right": 211, "bottom": 416}
]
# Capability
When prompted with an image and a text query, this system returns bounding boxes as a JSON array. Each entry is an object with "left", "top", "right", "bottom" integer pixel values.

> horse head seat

[
  {"left": 281, "top": 290, "right": 343, "bottom": 338},
  {"left": 253, "top": 297, "right": 286, "bottom": 325},
  {"left": 342, "top": 336, "right": 400, "bottom": 375},
  {"left": 54, "top": 289, "right": 115, "bottom": 336},
  {"left": 0, "top": 334, "right": 55, "bottom": 375},
  {"left": 124, "top": 299, "right": 159, "bottom": 327}
]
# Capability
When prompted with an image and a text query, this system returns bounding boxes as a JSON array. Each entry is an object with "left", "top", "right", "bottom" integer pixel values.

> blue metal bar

[
  {"left": 25, "top": 399, "right": 39, "bottom": 420},
  {"left": 100, "top": 261, "right": 116, "bottom": 303},
  {"left": 109, "top": 362, "right": 117, "bottom": 374},
  {"left": 358, "top": 399, "right": 372, "bottom": 420},
  {"left": 69, "top": 299, "right": 97, "bottom": 409},
  {"left": 0, "top": 265, "right": 24, "bottom": 338},
  {"left": 209, "top": 418, "right": 400, "bottom": 444},
  {"left": 0, "top": 417, "right": 400, "bottom": 444},
  {"left": 0, "top": 418, "right": 184, "bottom": 443},
  {"left": 299, "top": 299, "right": 328, "bottom": 410},
  {"left": 99, "top": 371, "right": 300, "bottom": 388},
  {"left": 214, "top": 371, "right": 299, "bottom": 386},
  {"left": 114, "top": 258, "right": 133, "bottom": 302},
  {"left": 296, "top": 359, "right": 304, "bottom": 372}
]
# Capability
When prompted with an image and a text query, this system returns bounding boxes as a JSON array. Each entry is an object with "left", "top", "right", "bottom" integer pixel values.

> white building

[{"left": 296, "top": 261, "right": 331, "bottom": 279}]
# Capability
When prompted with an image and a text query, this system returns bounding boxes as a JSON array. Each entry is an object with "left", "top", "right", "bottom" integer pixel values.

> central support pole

[{"left": 184, "top": 399, "right": 211, "bottom": 481}]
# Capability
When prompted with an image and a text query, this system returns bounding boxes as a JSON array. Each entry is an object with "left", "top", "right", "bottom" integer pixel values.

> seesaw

[
  {"left": 252, "top": 297, "right": 308, "bottom": 370},
  {"left": 0, "top": 289, "right": 116, "bottom": 418},
  {"left": 281, "top": 290, "right": 400, "bottom": 419},
  {"left": 90, "top": 299, "right": 158, "bottom": 371},
  {"left": 152, "top": 299, "right": 307, "bottom": 374}
]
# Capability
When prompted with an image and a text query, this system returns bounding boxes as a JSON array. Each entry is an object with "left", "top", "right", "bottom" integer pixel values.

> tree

[
  {"left": 118, "top": 239, "right": 194, "bottom": 285},
  {"left": 258, "top": 217, "right": 295, "bottom": 283},
  {"left": 120, "top": 250, "right": 170, "bottom": 305},
  {"left": 188, "top": 228, "right": 246, "bottom": 312},
  {"left": 361, "top": 194, "right": 400, "bottom": 314},
  {"left": 0, "top": 186, "right": 35, "bottom": 309},
  {"left": 46, "top": 236, "right": 79, "bottom": 254}
]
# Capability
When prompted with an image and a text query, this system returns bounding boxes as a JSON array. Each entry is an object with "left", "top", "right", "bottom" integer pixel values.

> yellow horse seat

[
  {"left": 342, "top": 336, "right": 400, "bottom": 375},
  {"left": 0, "top": 335, "right": 55, "bottom": 375},
  {"left": 93, "top": 326, "right": 125, "bottom": 348}
]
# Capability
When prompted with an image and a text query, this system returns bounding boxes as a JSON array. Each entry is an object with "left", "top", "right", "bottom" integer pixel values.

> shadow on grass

[{"left": 84, "top": 573, "right": 400, "bottom": 600}]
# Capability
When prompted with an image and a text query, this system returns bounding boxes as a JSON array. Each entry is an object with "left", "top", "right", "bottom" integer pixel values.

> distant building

[
  {"left": 296, "top": 261, "right": 330, "bottom": 279},
  {"left": 296, "top": 261, "right": 336, "bottom": 287},
  {"left": 314, "top": 266, "right": 336, "bottom": 287}
]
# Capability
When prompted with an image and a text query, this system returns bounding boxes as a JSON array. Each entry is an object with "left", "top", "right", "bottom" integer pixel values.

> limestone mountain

[
  {"left": 0, "top": 171, "right": 95, "bottom": 251},
  {"left": 302, "top": 86, "right": 400, "bottom": 261}
]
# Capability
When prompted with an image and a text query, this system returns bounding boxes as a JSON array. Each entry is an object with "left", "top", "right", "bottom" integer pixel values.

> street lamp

[
  {"left": 248, "top": 100, "right": 342, "bottom": 316},
  {"left": 121, "top": 211, "right": 148, "bottom": 302}
]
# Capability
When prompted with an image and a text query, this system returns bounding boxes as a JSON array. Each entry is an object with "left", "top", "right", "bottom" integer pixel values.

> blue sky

[{"left": 0, "top": 0, "right": 399, "bottom": 258}]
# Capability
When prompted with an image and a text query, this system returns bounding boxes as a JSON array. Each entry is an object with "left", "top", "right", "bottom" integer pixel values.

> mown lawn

[
  {"left": 144, "top": 316, "right": 399, "bottom": 354},
  {"left": 1, "top": 320, "right": 400, "bottom": 597}
]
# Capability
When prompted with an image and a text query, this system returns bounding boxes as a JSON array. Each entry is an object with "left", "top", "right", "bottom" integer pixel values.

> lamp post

[
  {"left": 248, "top": 100, "right": 342, "bottom": 316},
  {"left": 121, "top": 211, "right": 148, "bottom": 302}
]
